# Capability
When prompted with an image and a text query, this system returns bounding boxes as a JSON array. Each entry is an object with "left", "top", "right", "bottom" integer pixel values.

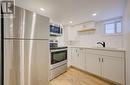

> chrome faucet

[{"left": 97, "top": 41, "right": 106, "bottom": 47}]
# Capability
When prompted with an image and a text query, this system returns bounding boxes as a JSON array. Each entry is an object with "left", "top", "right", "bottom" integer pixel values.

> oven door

[{"left": 51, "top": 49, "right": 67, "bottom": 64}]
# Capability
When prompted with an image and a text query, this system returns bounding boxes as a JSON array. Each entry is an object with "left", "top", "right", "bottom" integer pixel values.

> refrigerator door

[
  {"left": 4, "top": 6, "right": 23, "bottom": 39},
  {"left": 4, "top": 39, "right": 49, "bottom": 85},
  {"left": 4, "top": 6, "right": 49, "bottom": 39},
  {"left": 24, "top": 10, "right": 49, "bottom": 39},
  {"left": 4, "top": 40, "right": 20, "bottom": 85}
]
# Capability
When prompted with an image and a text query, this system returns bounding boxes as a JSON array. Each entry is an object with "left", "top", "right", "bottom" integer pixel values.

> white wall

[
  {"left": 66, "top": 18, "right": 124, "bottom": 49},
  {"left": 123, "top": 0, "right": 130, "bottom": 85}
]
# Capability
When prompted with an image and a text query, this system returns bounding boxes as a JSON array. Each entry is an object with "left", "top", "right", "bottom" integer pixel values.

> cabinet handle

[
  {"left": 102, "top": 58, "right": 104, "bottom": 62},
  {"left": 80, "top": 48, "right": 83, "bottom": 50},
  {"left": 99, "top": 58, "right": 101, "bottom": 62}
]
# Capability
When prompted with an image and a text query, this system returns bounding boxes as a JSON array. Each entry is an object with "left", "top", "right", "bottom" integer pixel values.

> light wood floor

[{"left": 49, "top": 68, "right": 115, "bottom": 85}]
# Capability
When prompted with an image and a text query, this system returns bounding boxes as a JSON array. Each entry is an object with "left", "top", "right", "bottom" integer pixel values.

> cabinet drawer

[
  {"left": 50, "top": 64, "right": 67, "bottom": 80},
  {"left": 86, "top": 49, "right": 125, "bottom": 58}
]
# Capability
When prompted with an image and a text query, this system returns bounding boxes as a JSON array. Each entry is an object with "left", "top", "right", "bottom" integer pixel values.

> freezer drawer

[
  {"left": 4, "top": 6, "right": 49, "bottom": 39},
  {"left": 4, "top": 39, "right": 49, "bottom": 85}
]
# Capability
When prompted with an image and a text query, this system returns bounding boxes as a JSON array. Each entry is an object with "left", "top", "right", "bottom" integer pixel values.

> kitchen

[{"left": 0, "top": 0, "right": 130, "bottom": 85}]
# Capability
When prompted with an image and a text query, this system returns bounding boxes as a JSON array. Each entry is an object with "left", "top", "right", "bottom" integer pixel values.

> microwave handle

[{"left": 61, "top": 28, "right": 63, "bottom": 34}]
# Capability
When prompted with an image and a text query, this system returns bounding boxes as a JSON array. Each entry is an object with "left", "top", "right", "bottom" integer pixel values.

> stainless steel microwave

[{"left": 50, "top": 25, "right": 62, "bottom": 36}]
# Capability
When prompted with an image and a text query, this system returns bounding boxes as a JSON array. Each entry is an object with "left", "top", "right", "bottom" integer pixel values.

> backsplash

[{"left": 66, "top": 18, "right": 124, "bottom": 49}]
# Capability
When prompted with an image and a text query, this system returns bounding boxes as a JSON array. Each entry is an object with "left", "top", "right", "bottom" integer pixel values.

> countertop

[{"left": 68, "top": 46, "right": 125, "bottom": 52}]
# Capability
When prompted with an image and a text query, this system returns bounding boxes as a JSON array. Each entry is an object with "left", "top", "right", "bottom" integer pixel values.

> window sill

[{"left": 104, "top": 33, "right": 123, "bottom": 36}]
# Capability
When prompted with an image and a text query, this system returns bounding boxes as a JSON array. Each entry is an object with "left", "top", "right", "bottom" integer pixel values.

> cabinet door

[
  {"left": 85, "top": 53, "right": 101, "bottom": 76},
  {"left": 78, "top": 48, "right": 86, "bottom": 70},
  {"left": 71, "top": 48, "right": 83, "bottom": 69},
  {"left": 67, "top": 48, "right": 72, "bottom": 67},
  {"left": 102, "top": 56, "right": 125, "bottom": 84},
  {"left": 71, "top": 48, "right": 79, "bottom": 67}
]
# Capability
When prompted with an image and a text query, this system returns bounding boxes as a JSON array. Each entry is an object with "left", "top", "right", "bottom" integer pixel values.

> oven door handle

[{"left": 51, "top": 49, "right": 67, "bottom": 52}]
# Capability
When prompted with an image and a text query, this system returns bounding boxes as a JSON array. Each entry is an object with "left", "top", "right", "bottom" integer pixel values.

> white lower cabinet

[
  {"left": 85, "top": 49, "right": 125, "bottom": 85},
  {"left": 71, "top": 48, "right": 86, "bottom": 70},
  {"left": 102, "top": 56, "right": 125, "bottom": 84},
  {"left": 71, "top": 48, "right": 79, "bottom": 67},
  {"left": 78, "top": 48, "right": 86, "bottom": 70},
  {"left": 70, "top": 47, "right": 125, "bottom": 85},
  {"left": 67, "top": 48, "right": 72, "bottom": 67},
  {"left": 85, "top": 53, "right": 101, "bottom": 76}
]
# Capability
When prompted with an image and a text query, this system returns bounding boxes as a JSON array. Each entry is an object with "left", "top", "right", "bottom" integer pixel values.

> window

[
  {"left": 105, "top": 21, "right": 122, "bottom": 35},
  {"left": 116, "top": 22, "right": 122, "bottom": 33},
  {"left": 105, "top": 23, "right": 115, "bottom": 34}
]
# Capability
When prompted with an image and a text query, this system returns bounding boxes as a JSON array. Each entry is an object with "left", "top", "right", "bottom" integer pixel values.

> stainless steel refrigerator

[{"left": 3, "top": 6, "right": 49, "bottom": 85}]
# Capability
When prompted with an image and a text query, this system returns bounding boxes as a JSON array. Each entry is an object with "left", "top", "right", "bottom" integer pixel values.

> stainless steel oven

[
  {"left": 50, "top": 47, "right": 67, "bottom": 80},
  {"left": 51, "top": 48, "right": 67, "bottom": 64}
]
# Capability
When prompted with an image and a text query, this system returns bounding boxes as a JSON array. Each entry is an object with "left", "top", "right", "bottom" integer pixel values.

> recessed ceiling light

[
  {"left": 69, "top": 21, "right": 73, "bottom": 24},
  {"left": 92, "top": 13, "right": 97, "bottom": 16},
  {"left": 40, "top": 8, "right": 45, "bottom": 11}
]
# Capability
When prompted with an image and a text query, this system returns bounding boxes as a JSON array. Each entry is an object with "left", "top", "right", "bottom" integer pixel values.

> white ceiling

[{"left": 15, "top": 0, "right": 126, "bottom": 25}]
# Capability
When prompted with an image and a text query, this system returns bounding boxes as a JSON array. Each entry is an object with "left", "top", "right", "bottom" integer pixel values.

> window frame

[
  {"left": 115, "top": 21, "right": 122, "bottom": 34},
  {"left": 104, "top": 20, "right": 123, "bottom": 36}
]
